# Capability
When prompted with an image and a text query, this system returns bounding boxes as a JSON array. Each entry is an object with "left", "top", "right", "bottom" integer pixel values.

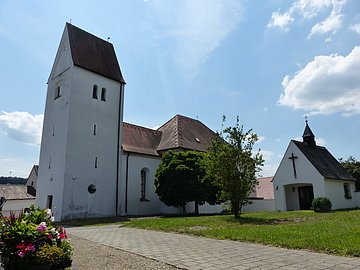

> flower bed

[{"left": 0, "top": 206, "right": 73, "bottom": 270}]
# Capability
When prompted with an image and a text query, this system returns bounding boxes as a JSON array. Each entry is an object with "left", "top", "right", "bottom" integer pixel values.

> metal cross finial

[{"left": 304, "top": 115, "right": 308, "bottom": 124}]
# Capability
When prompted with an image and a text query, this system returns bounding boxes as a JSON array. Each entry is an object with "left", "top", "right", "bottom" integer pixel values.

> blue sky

[{"left": 0, "top": 0, "right": 359, "bottom": 177}]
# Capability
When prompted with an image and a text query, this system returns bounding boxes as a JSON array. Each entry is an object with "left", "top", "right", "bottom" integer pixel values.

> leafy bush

[
  {"left": 312, "top": 197, "right": 332, "bottom": 212},
  {"left": 0, "top": 205, "right": 73, "bottom": 270}
]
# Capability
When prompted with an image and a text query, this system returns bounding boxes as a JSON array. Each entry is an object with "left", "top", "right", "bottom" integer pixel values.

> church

[
  {"left": 35, "top": 23, "right": 359, "bottom": 221},
  {"left": 35, "top": 23, "right": 221, "bottom": 221},
  {"left": 273, "top": 121, "right": 360, "bottom": 211}
]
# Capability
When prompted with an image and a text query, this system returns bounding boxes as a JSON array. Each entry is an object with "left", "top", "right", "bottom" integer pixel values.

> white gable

[{"left": 48, "top": 27, "right": 72, "bottom": 82}]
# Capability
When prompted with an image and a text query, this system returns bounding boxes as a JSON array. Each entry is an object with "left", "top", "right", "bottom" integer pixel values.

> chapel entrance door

[{"left": 298, "top": 186, "right": 314, "bottom": 210}]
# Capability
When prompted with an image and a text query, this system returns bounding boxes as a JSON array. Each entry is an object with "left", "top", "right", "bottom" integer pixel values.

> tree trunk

[
  {"left": 232, "top": 201, "right": 240, "bottom": 218},
  {"left": 194, "top": 201, "right": 199, "bottom": 216}
]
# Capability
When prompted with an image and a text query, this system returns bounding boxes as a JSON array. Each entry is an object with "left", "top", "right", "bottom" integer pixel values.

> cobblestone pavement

[{"left": 67, "top": 225, "right": 360, "bottom": 270}]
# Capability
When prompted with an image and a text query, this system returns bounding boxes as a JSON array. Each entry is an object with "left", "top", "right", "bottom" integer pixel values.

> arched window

[
  {"left": 92, "top": 85, "right": 98, "bottom": 99},
  {"left": 140, "top": 169, "right": 147, "bottom": 201}
]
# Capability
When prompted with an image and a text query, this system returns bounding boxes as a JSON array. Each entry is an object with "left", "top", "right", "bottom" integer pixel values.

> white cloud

[
  {"left": 150, "top": 0, "right": 243, "bottom": 78},
  {"left": 260, "top": 150, "right": 273, "bottom": 161},
  {"left": 259, "top": 164, "right": 278, "bottom": 177},
  {"left": 0, "top": 157, "right": 34, "bottom": 178},
  {"left": 0, "top": 112, "right": 43, "bottom": 145},
  {"left": 279, "top": 46, "right": 360, "bottom": 116},
  {"left": 268, "top": 0, "right": 346, "bottom": 36},
  {"left": 267, "top": 11, "right": 293, "bottom": 31},
  {"left": 309, "top": 10, "right": 343, "bottom": 36},
  {"left": 350, "top": 23, "right": 360, "bottom": 34}
]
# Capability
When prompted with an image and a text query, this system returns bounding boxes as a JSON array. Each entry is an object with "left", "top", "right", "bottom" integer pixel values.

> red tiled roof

[
  {"left": 157, "top": 115, "right": 217, "bottom": 152},
  {"left": 255, "top": 177, "right": 274, "bottom": 199},
  {"left": 122, "top": 115, "right": 217, "bottom": 156},
  {"left": 66, "top": 23, "right": 125, "bottom": 83},
  {"left": 122, "top": 123, "right": 162, "bottom": 156},
  {"left": 0, "top": 184, "right": 35, "bottom": 200}
]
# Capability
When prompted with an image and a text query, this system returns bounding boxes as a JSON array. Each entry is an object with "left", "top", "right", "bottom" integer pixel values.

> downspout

[
  {"left": 125, "top": 152, "right": 130, "bottom": 216},
  {"left": 115, "top": 83, "right": 123, "bottom": 216}
]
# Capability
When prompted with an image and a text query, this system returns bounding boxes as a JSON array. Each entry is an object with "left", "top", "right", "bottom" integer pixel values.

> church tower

[{"left": 36, "top": 23, "right": 125, "bottom": 221}]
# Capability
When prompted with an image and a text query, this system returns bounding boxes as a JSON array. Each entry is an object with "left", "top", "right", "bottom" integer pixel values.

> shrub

[{"left": 312, "top": 197, "right": 332, "bottom": 212}]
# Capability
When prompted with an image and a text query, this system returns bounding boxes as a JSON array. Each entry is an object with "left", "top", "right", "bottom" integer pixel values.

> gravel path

[{"left": 70, "top": 234, "right": 179, "bottom": 270}]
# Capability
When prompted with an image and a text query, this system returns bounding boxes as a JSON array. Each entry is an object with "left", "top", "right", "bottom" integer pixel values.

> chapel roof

[
  {"left": 157, "top": 115, "right": 217, "bottom": 152},
  {"left": 293, "top": 140, "right": 356, "bottom": 181},
  {"left": 122, "top": 115, "right": 217, "bottom": 156},
  {"left": 66, "top": 23, "right": 125, "bottom": 83},
  {"left": 0, "top": 184, "right": 35, "bottom": 200}
]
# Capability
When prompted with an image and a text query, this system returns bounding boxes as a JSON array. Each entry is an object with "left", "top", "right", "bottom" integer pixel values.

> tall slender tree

[{"left": 206, "top": 116, "right": 264, "bottom": 217}]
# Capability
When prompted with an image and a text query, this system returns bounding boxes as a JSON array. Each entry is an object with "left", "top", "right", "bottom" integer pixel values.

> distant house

[
  {"left": 0, "top": 184, "right": 35, "bottom": 216},
  {"left": 273, "top": 121, "right": 360, "bottom": 211},
  {"left": 26, "top": 165, "right": 38, "bottom": 196},
  {"left": 254, "top": 177, "right": 274, "bottom": 199}
]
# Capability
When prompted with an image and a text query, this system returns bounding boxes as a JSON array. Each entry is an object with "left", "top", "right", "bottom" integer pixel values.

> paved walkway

[{"left": 67, "top": 225, "right": 360, "bottom": 270}]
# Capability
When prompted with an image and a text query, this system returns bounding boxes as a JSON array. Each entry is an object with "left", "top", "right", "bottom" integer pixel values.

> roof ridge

[
  {"left": 174, "top": 115, "right": 180, "bottom": 147},
  {"left": 123, "top": 122, "right": 161, "bottom": 134}
]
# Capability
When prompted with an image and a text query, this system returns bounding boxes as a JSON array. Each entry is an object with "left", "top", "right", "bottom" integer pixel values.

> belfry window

[
  {"left": 92, "top": 85, "right": 98, "bottom": 99},
  {"left": 101, "top": 88, "right": 106, "bottom": 101}
]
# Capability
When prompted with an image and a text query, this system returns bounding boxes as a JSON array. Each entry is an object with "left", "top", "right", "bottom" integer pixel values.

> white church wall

[
  {"left": 354, "top": 191, "right": 360, "bottom": 208},
  {"left": 36, "top": 28, "right": 73, "bottom": 220},
  {"left": 243, "top": 199, "right": 275, "bottom": 212},
  {"left": 123, "top": 153, "right": 162, "bottom": 216},
  {"left": 324, "top": 179, "right": 357, "bottom": 210},
  {"left": 285, "top": 185, "right": 300, "bottom": 210},
  {"left": 60, "top": 67, "right": 122, "bottom": 220},
  {"left": 273, "top": 141, "right": 325, "bottom": 211},
  {"left": 184, "top": 202, "right": 224, "bottom": 214}
]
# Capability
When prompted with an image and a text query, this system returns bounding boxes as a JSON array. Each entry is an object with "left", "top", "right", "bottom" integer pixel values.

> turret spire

[{"left": 302, "top": 118, "right": 316, "bottom": 147}]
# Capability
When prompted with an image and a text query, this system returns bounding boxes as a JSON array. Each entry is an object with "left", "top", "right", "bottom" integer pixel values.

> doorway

[{"left": 298, "top": 186, "right": 314, "bottom": 210}]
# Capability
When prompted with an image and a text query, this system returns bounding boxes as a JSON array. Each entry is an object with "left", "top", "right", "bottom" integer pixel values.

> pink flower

[
  {"left": 36, "top": 222, "right": 48, "bottom": 232},
  {"left": 18, "top": 251, "right": 25, "bottom": 257},
  {"left": 25, "top": 243, "right": 35, "bottom": 252}
]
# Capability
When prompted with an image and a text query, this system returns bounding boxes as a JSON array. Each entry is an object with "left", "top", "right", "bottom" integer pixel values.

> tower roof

[
  {"left": 66, "top": 23, "right": 125, "bottom": 83},
  {"left": 302, "top": 120, "right": 316, "bottom": 146}
]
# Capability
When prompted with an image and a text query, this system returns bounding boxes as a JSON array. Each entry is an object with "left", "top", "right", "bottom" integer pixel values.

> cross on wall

[{"left": 288, "top": 153, "right": 298, "bottom": 178}]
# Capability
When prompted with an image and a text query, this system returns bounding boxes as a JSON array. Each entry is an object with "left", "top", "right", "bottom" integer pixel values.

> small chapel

[
  {"left": 273, "top": 121, "right": 359, "bottom": 211},
  {"left": 35, "top": 23, "right": 221, "bottom": 221}
]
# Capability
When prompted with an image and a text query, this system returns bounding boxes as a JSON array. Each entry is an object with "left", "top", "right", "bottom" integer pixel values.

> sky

[{"left": 0, "top": 0, "right": 359, "bottom": 178}]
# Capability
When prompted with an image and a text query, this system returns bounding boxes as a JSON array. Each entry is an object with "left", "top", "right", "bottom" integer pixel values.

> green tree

[
  {"left": 339, "top": 156, "right": 360, "bottom": 191},
  {"left": 155, "top": 151, "right": 220, "bottom": 215},
  {"left": 205, "top": 116, "right": 264, "bottom": 218}
]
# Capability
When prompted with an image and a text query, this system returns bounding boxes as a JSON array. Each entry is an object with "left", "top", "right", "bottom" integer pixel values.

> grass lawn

[{"left": 122, "top": 210, "right": 360, "bottom": 257}]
